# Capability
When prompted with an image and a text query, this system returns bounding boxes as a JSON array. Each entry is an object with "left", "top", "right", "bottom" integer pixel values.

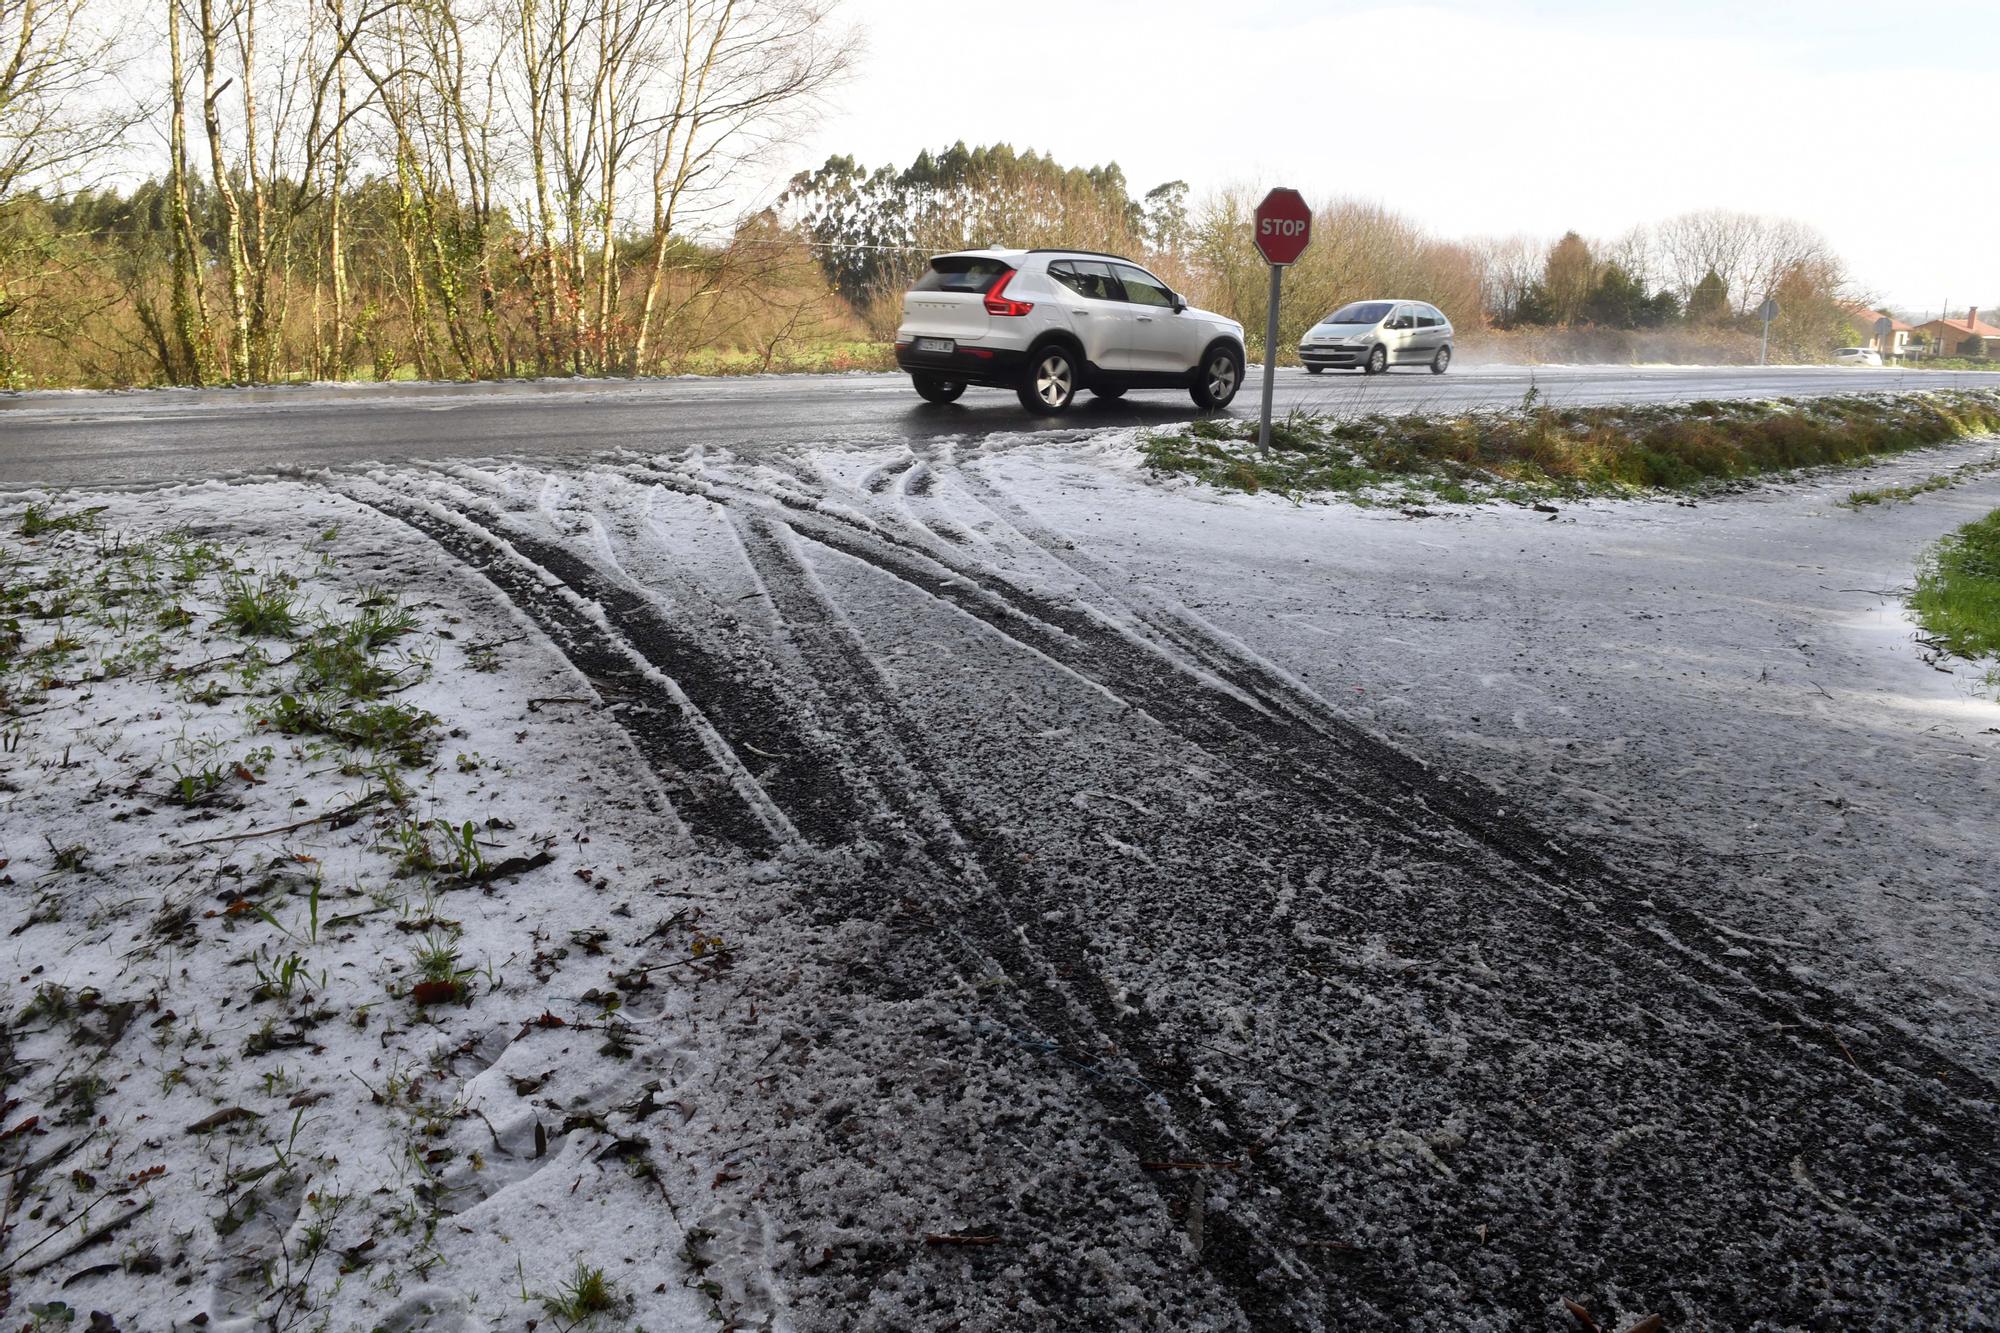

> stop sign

[{"left": 1254, "top": 187, "right": 1312, "bottom": 266}]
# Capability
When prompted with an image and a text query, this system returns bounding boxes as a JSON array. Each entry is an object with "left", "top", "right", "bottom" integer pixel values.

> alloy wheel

[
  {"left": 1036, "top": 354, "right": 1073, "bottom": 408},
  {"left": 1207, "top": 354, "right": 1239, "bottom": 402}
]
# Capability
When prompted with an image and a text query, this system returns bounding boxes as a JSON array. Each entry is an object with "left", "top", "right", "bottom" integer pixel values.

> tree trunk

[
  {"left": 197, "top": 0, "right": 253, "bottom": 383},
  {"left": 166, "top": 0, "right": 212, "bottom": 385}
]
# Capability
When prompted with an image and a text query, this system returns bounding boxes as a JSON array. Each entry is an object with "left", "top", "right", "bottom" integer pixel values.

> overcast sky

[{"left": 789, "top": 0, "right": 1996, "bottom": 313}]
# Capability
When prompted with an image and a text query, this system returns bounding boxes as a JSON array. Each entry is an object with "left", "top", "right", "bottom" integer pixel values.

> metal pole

[
  {"left": 1257, "top": 262, "right": 1282, "bottom": 453},
  {"left": 1759, "top": 316, "right": 1769, "bottom": 367}
]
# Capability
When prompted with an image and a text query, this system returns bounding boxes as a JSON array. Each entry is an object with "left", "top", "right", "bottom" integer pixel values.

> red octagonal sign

[{"left": 1254, "top": 187, "right": 1312, "bottom": 266}]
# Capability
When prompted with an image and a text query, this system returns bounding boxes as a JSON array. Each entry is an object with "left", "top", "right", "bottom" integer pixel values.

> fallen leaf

[
  {"left": 1562, "top": 1298, "right": 1600, "bottom": 1332},
  {"left": 185, "top": 1106, "right": 258, "bottom": 1134},
  {"left": 410, "top": 980, "right": 460, "bottom": 1006}
]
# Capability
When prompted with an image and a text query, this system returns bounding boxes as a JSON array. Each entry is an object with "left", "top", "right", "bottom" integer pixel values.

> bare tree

[
  {"left": 0, "top": 0, "right": 134, "bottom": 378},
  {"left": 1475, "top": 233, "right": 1546, "bottom": 325},
  {"left": 629, "top": 0, "right": 852, "bottom": 373},
  {"left": 0, "top": 0, "right": 127, "bottom": 201}
]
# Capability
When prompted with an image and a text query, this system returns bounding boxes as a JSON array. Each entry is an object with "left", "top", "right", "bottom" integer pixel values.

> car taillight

[{"left": 984, "top": 270, "right": 1033, "bottom": 317}]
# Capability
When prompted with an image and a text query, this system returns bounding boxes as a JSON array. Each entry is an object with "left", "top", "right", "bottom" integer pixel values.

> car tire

[
  {"left": 912, "top": 373, "right": 965, "bottom": 404},
  {"left": 1430, "top": 345, "right": 1451, "bottom": 375},
  {"left": 1092, "top": 385, "right": 1127, "bottom": 400},
  {"left": 1364, "top": 345, "right": 1388, "bottom": 376},
  {"left": 1019, "top": 345, "right": 1079, "bottom": 415},
  {"left": 1305, "top": 365, "right": 1324, "bottom": 375},
  {"left": 1191, "top": 344, "right": 1245, "bottom": 410}
]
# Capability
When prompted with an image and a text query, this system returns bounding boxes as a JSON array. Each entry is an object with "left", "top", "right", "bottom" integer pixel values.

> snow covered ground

[
  {"left": 0, "top": 489, "right": 791, "bottom": 1328},
  {"left": 5, "top": 427, "right": 1998, "bottom": 1330}
]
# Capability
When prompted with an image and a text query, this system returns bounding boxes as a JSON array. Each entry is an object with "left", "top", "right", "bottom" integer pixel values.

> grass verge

[
  {"left": 1844, "top": 454, "right": 2000, "bottom": 507},
  {"left": 0, "top": 496, "right": 736, "bottom": 1322},
  {"left": 1139, "top": 389, "right": 2000, "bottom": 505},
  {"left": 1910, "top": 507, "right": 2000, "bottom": 684}
]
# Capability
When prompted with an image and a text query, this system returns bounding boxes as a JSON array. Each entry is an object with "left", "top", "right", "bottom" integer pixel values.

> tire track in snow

[
  {"left": 708, "top": 449, "right": 2000, "bottom": 1110},
  {"left": 341, "top": 483, "right": 795, "bottom": 853},
  {"left": 609, "top": 457, "right": 2000, "bottom": 1316},
  {"left": 718, "top": 506, "right": 1357, "bottom": 1328},
  {"left": 375, "top": 464, "right": 1351, "bottom": 1320},
  {"left": 338, "top": 457, "right": 2000, "bottom": 1328}
]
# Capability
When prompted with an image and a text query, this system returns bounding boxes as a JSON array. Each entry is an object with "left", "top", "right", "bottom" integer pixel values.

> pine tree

[
  {"left": 1686, "top": 269, "right": 1729, "bottom": 325},
  {"left": 1542, "top": 232, "right": 1596, "bottom": 325},
  {"left": 1582, "top": 263, "right": 1647, "bottom": 328}
]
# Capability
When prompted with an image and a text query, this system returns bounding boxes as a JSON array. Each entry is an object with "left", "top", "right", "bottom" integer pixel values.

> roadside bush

[{"left": 1139, "top": 389, "right": 2000, "bottom": 501}]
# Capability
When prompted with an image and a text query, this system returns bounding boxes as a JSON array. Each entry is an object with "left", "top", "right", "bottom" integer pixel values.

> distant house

[
  {"left": 1914, "top": 308, "right": 2000, "bottom": 358},
  {"left": 1847, "top": 306, "right": 1915, "bottom": 357}
]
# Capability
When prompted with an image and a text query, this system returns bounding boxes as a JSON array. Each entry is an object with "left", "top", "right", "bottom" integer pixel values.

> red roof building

[{"left": 1915, "top": 308, "right": 2000, "bottom": 358}]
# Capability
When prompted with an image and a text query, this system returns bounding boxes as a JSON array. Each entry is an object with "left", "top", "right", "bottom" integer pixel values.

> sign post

[
  {"left": 1758, "top": 296, "right": 1780, "bottom": 366},
  {"left": 1874, "top": 314, "right": 1895, "bottom": 362},
  {"left": 1252, "top": 188, "right": 1312, "bottom": 452}
]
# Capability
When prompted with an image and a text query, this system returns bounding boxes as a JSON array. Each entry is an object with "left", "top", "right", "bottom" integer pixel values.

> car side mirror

[{"left": 1171, "top": 294, "right": 1187, "bottom": 313}]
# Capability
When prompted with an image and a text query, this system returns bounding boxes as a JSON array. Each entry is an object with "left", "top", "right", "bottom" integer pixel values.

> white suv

[{"left": 894, "top": 249, "right": 1247, "bottom": 415}]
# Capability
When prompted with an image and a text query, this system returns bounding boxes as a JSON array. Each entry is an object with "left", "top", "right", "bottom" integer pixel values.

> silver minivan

[{"left": 1298, "top": 299, "right": 1453, "bottom": 375}]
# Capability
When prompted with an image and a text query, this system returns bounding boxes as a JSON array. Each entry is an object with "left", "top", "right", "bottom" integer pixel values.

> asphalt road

[{"left": 4, "top": 362, "right": 1999, "bottom": 488}]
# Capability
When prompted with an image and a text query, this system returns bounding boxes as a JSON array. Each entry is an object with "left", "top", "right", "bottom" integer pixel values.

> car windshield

[
  {"left": 1322, "top": 302, "right": 1393, "bottom": 326},
  {"left": 914, "top": 257, "right": 1011, "bottom": 294}
]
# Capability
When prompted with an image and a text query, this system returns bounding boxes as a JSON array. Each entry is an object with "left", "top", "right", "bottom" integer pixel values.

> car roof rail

[{"left": 1026, "top": 248, "right": 1138, "bottom": 263}]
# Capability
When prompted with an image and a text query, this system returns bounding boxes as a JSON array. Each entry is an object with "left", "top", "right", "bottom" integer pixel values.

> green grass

[
  {"left": 1910, "top": 507, "right": 2000, "bottom": 668},
  {"left": 219, "top": 574, "right": 300, "bottom": 637},
  {"left": 18, "top": 503, "right": 106, "bottom": 537},
  {"left": 1844, "top": 453, "right": 2000, "bottom": 507},
  {"left": 539, "top": 1263, "right": 619, "bottom": 1322},
  {"left": 1846, "top": 474, "right": 1959, "bottom": 507},
  {"left": 262, "top": 693, "right": 437, "bottom": 765},
  {"left": 1140, "top": 390, "right": 2000, "bottom": 503},
  {"left": 1905, "top": 357, "right": 2000, "bottom": 372}
]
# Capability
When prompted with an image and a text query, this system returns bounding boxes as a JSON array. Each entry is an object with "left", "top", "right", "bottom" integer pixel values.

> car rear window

[
  {"left": 914, "top": 257, "right": 1011, "bottom": 294},
  {"left": 1326, "top": 301, "right": 1393, "bottom": 325}
]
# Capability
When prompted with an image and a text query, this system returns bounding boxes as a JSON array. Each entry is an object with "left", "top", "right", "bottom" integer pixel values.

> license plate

[{"left": 915, "top": 337, "right": 955, "bottom": 354}]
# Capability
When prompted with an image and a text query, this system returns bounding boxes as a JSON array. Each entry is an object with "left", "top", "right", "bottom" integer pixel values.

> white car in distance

[
  {"left": 894, "top": 249, "right": 1248, "bottom": 415},
  {"left": 1298, "top": 300, "right": 1455, "bottom": 375},
  {"left": 1833, "top": 347, "right": 1884, "bottom": 367}
]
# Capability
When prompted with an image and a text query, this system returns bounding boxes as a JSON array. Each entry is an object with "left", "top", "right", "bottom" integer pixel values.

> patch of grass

[
  {"left": 262, "top": 693, "right": 437, "bottom": 766},
  {"left": 20, "top": 981, "right": 74, "bottom": 1024},
  {"left": 293, "top": 631, "right": 399, "bottom": 700},
  {"left": 539, "top": 1262, "right": 620, "bottom": 1322},
  {"left": 220, "top": 574, "right": 300, "bottom": 638},
  {"left": 1846, "top": 475, "right": 1956, "bottom": 507},
  {"left": 1141, "top": 389, "right": 2000, "bottom": 503},
  {"left": 19, "top": 503, "right": 106, "bottom": 537},
  {"left": 392, "top": 816, "right": 486, "bottom": 880},
  {"left": 1910, "top": 506, "right": 2000, "bottom": 666},
  {"left": 166, "top": 762, "right": 231, "bottom": 806},
  {"left": 408, "top": 931, "right": 472, "bottom": 1005},
  {"left": 252, "top": 950, "right": 320, "bottom": 1001},
  {"left": 45, "top": 838, "right": 88, "bottom": 874},
  {"left": 1907, "top": 357, "right": 2000, "bottom": 372},
  {"left": 1843, "top": 453, "right": 2000, "bottom": 508}
]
